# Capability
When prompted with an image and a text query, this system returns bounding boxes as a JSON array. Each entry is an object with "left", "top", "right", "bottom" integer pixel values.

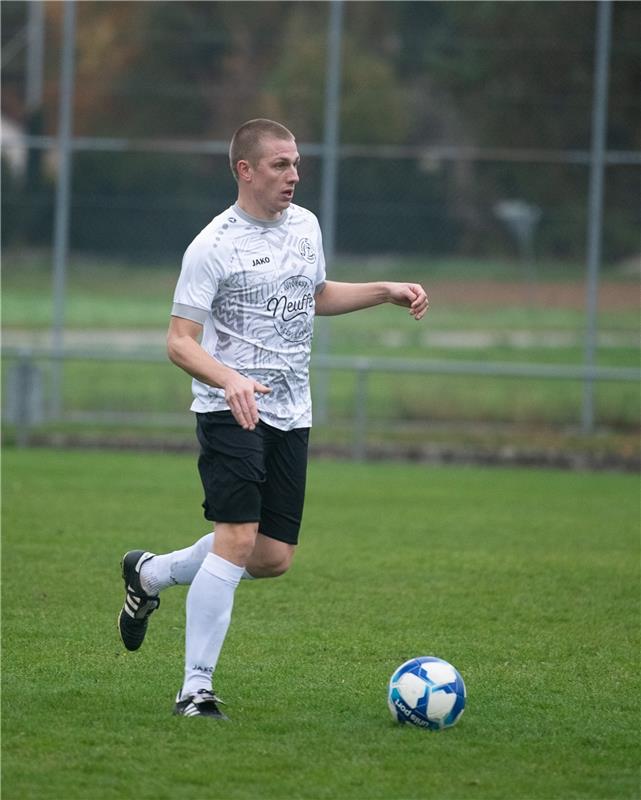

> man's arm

[
  {"left": 167, "top": 315, "right": 270, "bottom": 431},
  {"left": 314, "top": 280, "right": 428, "bottom": 320}
]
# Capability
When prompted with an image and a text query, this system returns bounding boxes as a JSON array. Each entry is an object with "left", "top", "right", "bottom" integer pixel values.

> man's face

[{"left": 242, "top": 136, "right": 300, "bottom": 219}]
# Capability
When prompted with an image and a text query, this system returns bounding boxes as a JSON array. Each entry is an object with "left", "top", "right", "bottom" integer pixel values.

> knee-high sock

[
  {"left": 140, "top": 533, "right": 214, "bottom": 593},
  {"left": 181, "top": 552, "right": 244, "bottom": 697},
  {"left": 140, "top": 533, "right": 257, "bottom": 594}
]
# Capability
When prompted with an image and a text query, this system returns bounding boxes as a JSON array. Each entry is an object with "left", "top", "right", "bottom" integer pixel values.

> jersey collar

[{"left": 233, "top": 203, "right": 289, "bottom": 228}]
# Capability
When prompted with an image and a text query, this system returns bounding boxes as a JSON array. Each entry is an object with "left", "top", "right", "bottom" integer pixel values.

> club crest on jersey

[
  {"left": 298, "top": 237, "right": 316, "bottom": 263},
  {"left": 267, "top": 275, "right": 315, "bottom": 343}
]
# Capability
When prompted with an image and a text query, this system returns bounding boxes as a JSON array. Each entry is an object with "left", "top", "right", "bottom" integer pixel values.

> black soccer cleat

[
  {"left": 173, "top": 689, "right": 229, "bottom": 719},
  {"left": 118, "top": 550, "right": 160, "bottom": 652}
]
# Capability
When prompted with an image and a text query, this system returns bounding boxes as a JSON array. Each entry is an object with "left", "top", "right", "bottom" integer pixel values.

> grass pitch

[{"left": 2, "top": 448, "right": 640, "bottom": 800}]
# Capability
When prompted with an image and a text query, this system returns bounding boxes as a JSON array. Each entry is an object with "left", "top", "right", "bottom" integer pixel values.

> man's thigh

[
  {"left": 196, "top": 411, "right": 265, "bottom": 524},
  {"left": 259, "top": 424, "right": 310, "bottom": 545}
]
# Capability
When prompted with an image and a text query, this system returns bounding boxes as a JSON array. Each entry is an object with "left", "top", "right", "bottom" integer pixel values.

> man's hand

[
  {"left": 223, "top": 373, "right": 271, "bottom": 431},
  {"left": 388, "top": 282, "right": 429, "bottom": 320}
]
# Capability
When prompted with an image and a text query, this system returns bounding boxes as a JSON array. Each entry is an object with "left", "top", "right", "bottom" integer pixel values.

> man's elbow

[
  {"left": 166, "top": 332, "right": 184, "bottom": 366},
  {"left": 313, "top": 288, "right": 330, "bottom": 316}
]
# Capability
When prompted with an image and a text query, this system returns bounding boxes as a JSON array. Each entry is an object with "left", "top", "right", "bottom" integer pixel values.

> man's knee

[
  {"left": 214, "top": 522, "right": 259, "bottom": 566},
  {"left": 248, "top": 535, "right": 295, "bottom": 578},
  {"left": 259, "top": 554, "right": 291, "bottom": 578}
]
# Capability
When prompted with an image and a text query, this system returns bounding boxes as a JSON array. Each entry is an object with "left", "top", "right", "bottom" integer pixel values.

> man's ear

[{"left": 237, "top": 159, "right": 252, "bottom": 183}]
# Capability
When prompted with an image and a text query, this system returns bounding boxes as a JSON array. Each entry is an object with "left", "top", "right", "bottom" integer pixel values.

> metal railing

[{"left": 3, "top": 347, "right": 639, "bottom": 457}]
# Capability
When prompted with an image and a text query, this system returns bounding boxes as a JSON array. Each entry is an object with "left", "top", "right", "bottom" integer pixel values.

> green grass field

[{"left": 2, "top": 448, "right": 639, "bottom": 800}]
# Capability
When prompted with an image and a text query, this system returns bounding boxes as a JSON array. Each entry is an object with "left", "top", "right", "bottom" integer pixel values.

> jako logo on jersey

[
  {"left": 298, "top": 237, "right": 316, "bottom": 263},
  {"left": 267, "top": 275, "right": 315, "bottom": 343},
  {"left": 252, "top": 256, "right": 271, "bottom": 266}
]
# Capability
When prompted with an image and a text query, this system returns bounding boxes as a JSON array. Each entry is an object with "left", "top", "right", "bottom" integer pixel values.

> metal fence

[{"left": 4, "top": 346, "right": 639, "bottom": 458}]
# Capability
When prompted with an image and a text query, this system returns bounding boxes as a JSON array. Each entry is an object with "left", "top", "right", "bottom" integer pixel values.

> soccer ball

[{"left": 388, "top": 656, "right": 466, "bottom": 730}]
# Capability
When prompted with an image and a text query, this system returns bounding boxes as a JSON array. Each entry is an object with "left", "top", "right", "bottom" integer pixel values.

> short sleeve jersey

[{"left": 172, "top": 203, "right": 326, "bottom": 431}]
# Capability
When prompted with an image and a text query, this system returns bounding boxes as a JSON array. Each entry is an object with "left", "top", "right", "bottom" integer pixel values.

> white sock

[
  {"left": 140, "top": 533, "right": 214, "bottom": 594},
  {"left": 140, "top": 532, "right": 255, "bottom": 594},
  {"left": 181, "top": 552, "right": 245, "bottom": 697}
]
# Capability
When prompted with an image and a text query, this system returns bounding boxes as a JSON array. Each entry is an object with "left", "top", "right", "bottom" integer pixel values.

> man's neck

[
  {"left": 233, "top": 203, "right": 287, "bottom": 228},
  {"left": 236, "top": 198, "right": 282, "bottom": 222}
]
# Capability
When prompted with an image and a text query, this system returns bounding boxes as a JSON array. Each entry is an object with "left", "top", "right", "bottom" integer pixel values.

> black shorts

[{"left": 195, "top": 411, "right": 309, "bottom": 545}]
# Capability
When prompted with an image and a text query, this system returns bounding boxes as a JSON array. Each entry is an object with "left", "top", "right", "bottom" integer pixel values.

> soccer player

[{"left": 118, "top": 119, "right": 428, "bottom": 718}]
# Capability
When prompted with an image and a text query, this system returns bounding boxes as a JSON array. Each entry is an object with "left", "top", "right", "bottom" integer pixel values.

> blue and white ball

[{"left": 388, "top": 656, "right": 466, "bottom": 730}]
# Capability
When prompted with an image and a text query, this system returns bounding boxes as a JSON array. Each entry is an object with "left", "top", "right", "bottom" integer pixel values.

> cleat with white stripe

[
  {"left": 118, "top": 550, "right": 159, "bottom": 651},
  {"left": 173, "top": 689, "right": 228, "bottom": 719}
]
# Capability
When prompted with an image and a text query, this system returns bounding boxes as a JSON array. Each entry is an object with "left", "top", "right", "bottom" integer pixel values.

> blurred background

[{"left": 2, "top": 0, "right": 639, "bottom": 467}]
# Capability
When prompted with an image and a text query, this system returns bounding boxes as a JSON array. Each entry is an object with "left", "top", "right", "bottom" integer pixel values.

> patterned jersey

[{"left": 171, "top": 203, "right": 326, "bottom": 430}]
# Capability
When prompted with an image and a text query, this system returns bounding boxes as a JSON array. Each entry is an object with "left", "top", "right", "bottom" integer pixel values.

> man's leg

[
  {"left": 118, "top": 531, "right": 295, "bottom": 653},
  {"left": 174, "top": 521, "right": 257, "bottom": 718},
  {"left": 140, "top": 530, "right": 295, "bottom": 593},
  {"left": 177, "top": 527, "right": 294, "bottom": 696}
]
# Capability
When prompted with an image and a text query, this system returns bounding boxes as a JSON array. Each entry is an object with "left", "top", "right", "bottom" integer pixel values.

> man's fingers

[
  {"left": 228, "top": 381, "right": 271, "bottom": 430},
  {"left": 408, "top": 284, "right": 429, "bottom": 319},
  {"left": 227, "top": 386, "right": 258, "bottom": 429},
  {"left": 391, "top": 283, "right": 428, "bottom": 319},
  {"left": 410, "top": 296, "right": 429, "bottom": 319},
  {"left": 228, "top": 395, "right": 255, "bottom": 430}
]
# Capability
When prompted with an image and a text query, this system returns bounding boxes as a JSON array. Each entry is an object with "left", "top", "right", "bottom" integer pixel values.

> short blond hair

[{"left": 229, "top": 119, "right": 295, "bottom": 181}]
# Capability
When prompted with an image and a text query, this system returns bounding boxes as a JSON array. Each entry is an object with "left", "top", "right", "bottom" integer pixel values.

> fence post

[
  {"left": 582, "top": 0, "right": 612, "bottom": 433},
  {"left": 352, "top": 362, "right": 369, "bottom": 460},
  {"left": 9, "top": 351, "right": 44, "bottom": 448},
  {"left": 50, "top": 0, "right": 76, "bottom": 419},
  {"left": 315, "top": 0, "right": 344, "bottom": 424}
]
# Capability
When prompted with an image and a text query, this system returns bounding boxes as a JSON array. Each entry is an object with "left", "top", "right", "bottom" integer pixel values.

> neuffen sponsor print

[{"left": 267, "top": 275, "right": 315, "bottom": 343}]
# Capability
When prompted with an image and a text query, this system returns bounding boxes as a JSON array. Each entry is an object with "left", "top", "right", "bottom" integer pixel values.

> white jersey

[{"left": 172, "top": 203, "right": 326, "bottom": 431}]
